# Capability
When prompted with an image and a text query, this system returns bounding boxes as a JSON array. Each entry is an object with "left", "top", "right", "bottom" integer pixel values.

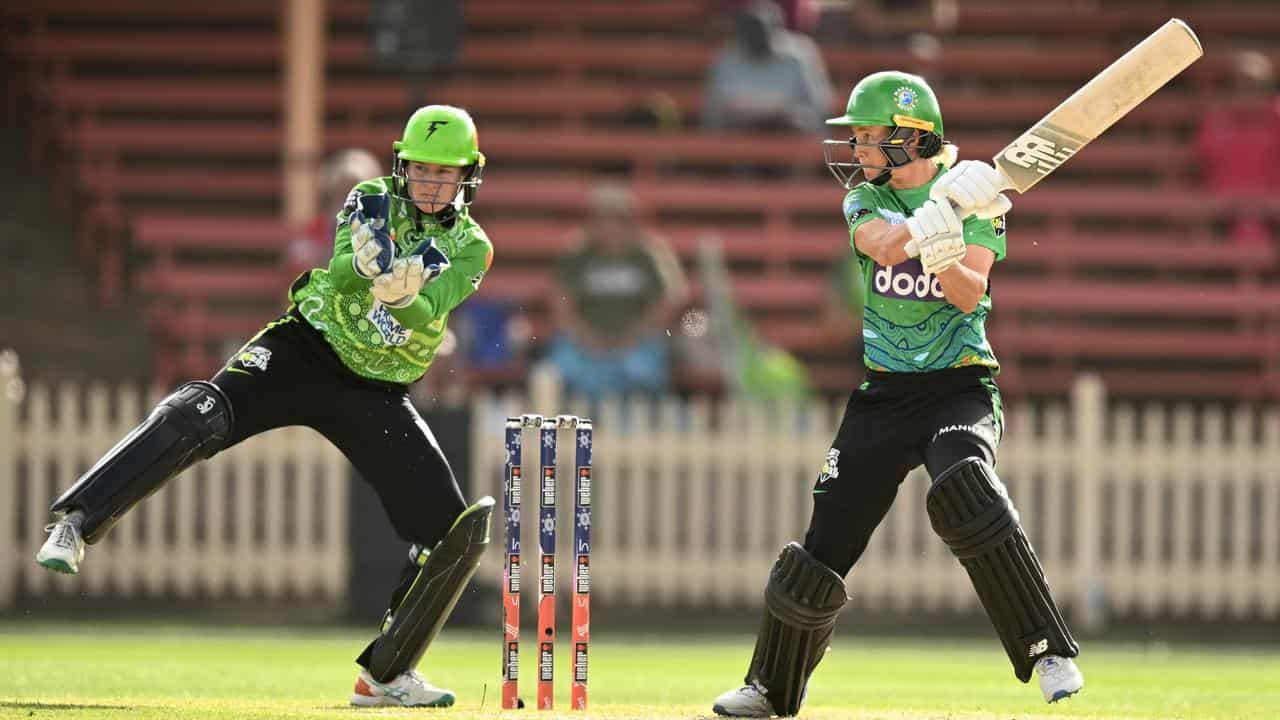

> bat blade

[{"left": 993, "top": 18, "right": 1203, "bottom": 194}]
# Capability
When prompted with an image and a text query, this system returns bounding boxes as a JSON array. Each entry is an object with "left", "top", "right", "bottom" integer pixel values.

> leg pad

[
  {"left": 746, "top": 542, "right": 847, "bottom": 716},
  {"left": 367, "top": 496, "right": 495, "bottom": 682},
  {"left": 51, "top": 381, "right": 232, "bottom": 543},
  {"left": 926, "top": 457, "right": 1078, "bottom": 682}
]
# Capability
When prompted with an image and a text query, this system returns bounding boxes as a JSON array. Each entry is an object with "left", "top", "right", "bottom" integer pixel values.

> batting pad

[
  {"left": 368, "top": 496, "right": 495, "bottom": 682},
  {"left": 746, "top": 542, "right": 848, "bottom": 716},
  {"left": 926, "top": 457, "right": 1078, "bottom": 682},
  {"left": 51, "top": 381, "right": 232, "bottom": 543}
]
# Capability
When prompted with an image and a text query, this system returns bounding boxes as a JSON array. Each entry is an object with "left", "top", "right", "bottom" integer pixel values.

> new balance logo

[
  {"left": 1002, "top": 133, "right": 1077, "bottom": 175},
  {"left": 1028, "top": 638, "right": 1049, "bottom": 657}
]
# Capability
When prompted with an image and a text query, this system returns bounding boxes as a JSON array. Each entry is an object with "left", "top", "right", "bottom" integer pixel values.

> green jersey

[
  {"left": 289, "top": 177, "right": 493, "bottom": 385},
  {"left": 842, "top": 167, "right": 1006, "bottom": 374}
]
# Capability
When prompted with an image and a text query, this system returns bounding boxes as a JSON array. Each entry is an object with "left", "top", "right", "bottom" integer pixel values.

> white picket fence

[
  {"left": 0, "top": 382, "right": 350, "bottom": 608},
  {"left": 3, "top": 372, "right": 1279, "bottom": 627},
  {"left": 470, "top": 374, "right": 1280, "bottom": 628}
]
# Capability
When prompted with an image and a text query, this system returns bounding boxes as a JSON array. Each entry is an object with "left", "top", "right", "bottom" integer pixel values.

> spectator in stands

[
  {"left": 369, "top": 0, "right": 463, "bottom": 111},
  {"left": 711, "top": 0, "right": 822, "bottom": 35},
  {"left": 702, "top": 1, "right": 834, "bottom": 133},
  {"left": 1195, "top": 49, "right": 1280, "bottom": 249},
  {"left": 548, "top": 183, "right": 688, "bottom": 402},
  {"left": 286, "top": 149, "right": 384, "bottom": 278}
]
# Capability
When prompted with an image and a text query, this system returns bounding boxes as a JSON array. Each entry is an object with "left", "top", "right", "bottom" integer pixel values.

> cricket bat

[{"left": 908, "top": 18, "right": 1203, "bottom": 256}]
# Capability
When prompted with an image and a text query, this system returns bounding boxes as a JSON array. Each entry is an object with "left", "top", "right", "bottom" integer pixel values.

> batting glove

[
  {"left": 930, "top": 160, "right": 1014, "bottom": 220},
  {"left": 904, "top": 199, "right": 967, "bottom": 275}
]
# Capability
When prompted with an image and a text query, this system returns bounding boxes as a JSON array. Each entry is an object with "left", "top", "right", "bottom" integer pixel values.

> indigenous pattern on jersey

[
  {"left": 842, "top": 167, "right": 1006, "bottom": 373},
  {"left": 289, "top": 176, "right": 493, "bottom": 384}
]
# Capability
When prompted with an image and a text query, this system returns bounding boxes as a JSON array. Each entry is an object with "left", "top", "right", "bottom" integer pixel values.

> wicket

[{"left": 503, "top": 414, "right": 592, "bottom": 711}]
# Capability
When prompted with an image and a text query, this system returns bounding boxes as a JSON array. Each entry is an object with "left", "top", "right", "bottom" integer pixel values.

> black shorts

[
  {"left": 210, "top": 310, "right": 466, "bottom": 548},
  {"left": 803, "top": 366, "right": 1003, "bottom": 576}
]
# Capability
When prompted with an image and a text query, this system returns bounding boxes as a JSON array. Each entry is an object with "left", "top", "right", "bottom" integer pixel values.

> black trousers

[
  {"left": 803, "top": 366, "right": 1003, "bottom": 577},
  {"left": 210, "top": 311, "right": 467, "bottom": 666}
]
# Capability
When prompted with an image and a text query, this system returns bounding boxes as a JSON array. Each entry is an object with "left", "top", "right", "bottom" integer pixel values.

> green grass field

[{"left": 1, "top": 622, "right": 1277, "bottom": 720}]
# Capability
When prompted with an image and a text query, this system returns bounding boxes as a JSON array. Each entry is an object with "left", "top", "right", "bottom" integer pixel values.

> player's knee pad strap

[
  {"left": 926, "top": 457, "right": 1078, "bottom": 682},
  {"left": 51, "top": 381, "right": 233, "bottom": 543},
  {"left": 747, "top": 542, "right": 847, "bottom": 716},
  {"left": 367, "top": 496, "right": 495, "bottom": 683}
]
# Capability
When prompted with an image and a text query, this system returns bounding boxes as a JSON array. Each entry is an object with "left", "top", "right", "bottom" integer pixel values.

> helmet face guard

[
  {"left": 390, "top": 153, "right": 485, "bottom": 210},
  {"left": 822, "top": 127, "right": 935, "bottom": 189}
]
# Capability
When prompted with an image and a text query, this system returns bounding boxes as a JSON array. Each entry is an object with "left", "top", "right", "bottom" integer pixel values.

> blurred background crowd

[{"left": 1, "top": 0, "right": 1277, "bottom": 409}]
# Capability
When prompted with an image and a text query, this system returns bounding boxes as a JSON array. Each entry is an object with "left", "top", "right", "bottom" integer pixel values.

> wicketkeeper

[
  {"left": 712, "top": 71, "right": 1084, "bottom": 717},
  {"left": 38, "top": 105, "right": 495, "bottom": 708}
]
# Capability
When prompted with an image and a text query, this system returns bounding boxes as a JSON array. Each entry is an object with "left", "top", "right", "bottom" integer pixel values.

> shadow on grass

[{"left": 0, "top": 702, "right": 132, "bottom": 712}]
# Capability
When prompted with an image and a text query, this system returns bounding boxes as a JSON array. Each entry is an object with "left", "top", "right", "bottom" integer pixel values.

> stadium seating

[{"left": 3, "top": 0, "right": 1279, "bottom": 397}]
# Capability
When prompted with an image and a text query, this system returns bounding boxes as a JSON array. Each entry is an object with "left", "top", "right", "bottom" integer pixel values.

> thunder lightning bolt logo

[{"left": 424, "top": 120, "right": 449, "bottom": 141}]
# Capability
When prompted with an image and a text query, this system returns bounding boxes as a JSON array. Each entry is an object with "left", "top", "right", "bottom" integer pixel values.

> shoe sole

[
  {"left": 350, "top": 694, "right": 455, "bottom": 708},
  {"left": 37, "top": 557, "right": 77, "bottom": 575},
  {"left": 712, "top": 702, "right": 771, "bottom": 718},
  {"left": 1048, "top": 688, "right": 1081, "bottom": 703}
]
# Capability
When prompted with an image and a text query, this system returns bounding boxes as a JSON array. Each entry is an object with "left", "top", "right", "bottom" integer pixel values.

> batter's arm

[
  {"left": 853, "top": 217, "right": 914, "bottom": 268},
  {"left": 936, "top": 246, "right": 995, "bottom": 314}
]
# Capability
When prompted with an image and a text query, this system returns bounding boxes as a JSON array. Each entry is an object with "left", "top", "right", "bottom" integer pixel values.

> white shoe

[
  {"left": 36, "top": 517, "right": 84, "bottom": 575},
  {"left": 713, "top": 682, "right": 777, "bottom": 717},
  {"left": 1036, "top": 655, "right": 1083, "bottom": 703},
  {"left": 350, "top": 669, "right": 455, "bottom": 707}
]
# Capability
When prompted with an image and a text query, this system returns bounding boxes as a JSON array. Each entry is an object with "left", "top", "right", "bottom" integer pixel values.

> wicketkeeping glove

[
  {"left": 929, "top": 160, "right": 1014, "bottom": 220},
  {"left": 351, "top": 216, "right": 395, "bottom": 279},
  {"left": 904, "top": 199, "right": 966, "bottom": 275},
  {"left": 410, "top": 237, "right": 451, "bottom": 284},
  {"left": 371, "top": 256, "right": 426, "bottom": 308},
  {"left": 369, "top": 238, "right": 451, "bottom": 308}
]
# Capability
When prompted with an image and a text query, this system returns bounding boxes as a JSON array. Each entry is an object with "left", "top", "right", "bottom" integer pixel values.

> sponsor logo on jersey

[
  {"left": 991, "top": 214, "right": 1006, "bottom": 237},
  {"left": 877, "top": 207, "right": 908, "bottom": 225},
  {"left": 873, "top": 258, "right": 945, "bottom": 301},
  {"left": 367, "top": 302, "right": 413, "bottom": 346}
]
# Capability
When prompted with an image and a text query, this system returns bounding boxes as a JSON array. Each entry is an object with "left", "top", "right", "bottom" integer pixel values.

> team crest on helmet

[{"left": 893, "top": 86, "right": 918, "bottom": 111}]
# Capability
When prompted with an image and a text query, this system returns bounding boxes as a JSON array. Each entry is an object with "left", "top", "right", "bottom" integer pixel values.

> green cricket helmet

[
  {"left": 821, "top": 71, "right": 945, "bottom": 188},
  {"left": 391, "top": 104, "right": 486, "bottom": 209}
]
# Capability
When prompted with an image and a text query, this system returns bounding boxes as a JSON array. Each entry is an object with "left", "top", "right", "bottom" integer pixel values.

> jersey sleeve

[
  {"left": 387, "top": 226, "right": 494, "bottom": 331},
  {"left": 326, "top": 181, "right": 389, "bottom": 293},
  {"left": 963, "top": 212, "right": 1007, "bottom": 262},
  {"left": 842, "top": 185, "right": 880, "bottom": 255}
]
